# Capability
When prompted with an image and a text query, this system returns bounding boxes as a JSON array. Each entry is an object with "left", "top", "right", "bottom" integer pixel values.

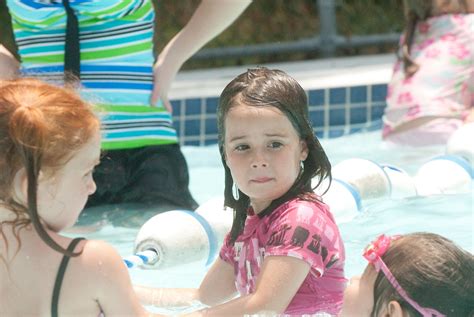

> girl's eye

[
  {"left": 269, "top": 141, "right": 283, "bottom": 149},
  {"left": 235, "top": 144, "right": 249, "bottom": 151}
]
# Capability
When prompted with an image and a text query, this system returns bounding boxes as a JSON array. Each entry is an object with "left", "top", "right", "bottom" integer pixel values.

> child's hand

[{"left": 150, "top": 59, "right": 174, "bottom": 113}]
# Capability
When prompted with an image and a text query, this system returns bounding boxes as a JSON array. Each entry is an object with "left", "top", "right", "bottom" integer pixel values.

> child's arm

[
  {"left": 196, "top": 258, "right": 239, "bottom": 306},
  {"left": 187, "top": 255, "right": 311, "bottom": 316},
  {"left": 133, "top": 286, "right": 199, "bottom": 308},
  {"left": 134, "top": 258, "right": 238, "bottom": 308},
  {"left": 0, "top": 45, "right": 19, "bottom": 80},
  {"left": 149, "top": 0, "right": 251, "bottom": 111},
  {"left": 0, "top": 2, "right": 20, "bottom": 80},
  {"left": 81, "top": 240, "right": 165, "bottom": 317}
]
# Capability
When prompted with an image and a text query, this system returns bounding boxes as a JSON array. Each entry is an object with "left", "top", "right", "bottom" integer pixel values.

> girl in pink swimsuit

[
  {"left": 383, "top": 0, "right": 474, "bottom": 146},
  {"left": 135, "top": 67, "right": 346, "bottom": 316}
]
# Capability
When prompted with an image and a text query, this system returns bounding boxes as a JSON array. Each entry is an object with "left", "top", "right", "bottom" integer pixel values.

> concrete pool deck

[{"left": 169, "top": 53, "right": 396, "bottom": 100}]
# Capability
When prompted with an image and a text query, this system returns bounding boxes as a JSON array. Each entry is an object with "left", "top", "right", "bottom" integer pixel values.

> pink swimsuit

[
  {"left": 383, "top": 14, "right": 474, "bottom": 146},
  {"left": 219, "top": 197, "right": 346, "bottom": 315}
]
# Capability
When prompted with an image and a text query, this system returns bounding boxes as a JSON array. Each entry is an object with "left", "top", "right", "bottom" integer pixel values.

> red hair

[{"left": 0, "top": 78, "right": 99, "bottom": 256}]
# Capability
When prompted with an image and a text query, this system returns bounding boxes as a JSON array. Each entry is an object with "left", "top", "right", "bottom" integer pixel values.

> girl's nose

[
  {"left": 252, "top": 162, "right": 268, "bottom": 168},
  {"left": 251, "top": 150, "right": 268, "bottom": 168}
]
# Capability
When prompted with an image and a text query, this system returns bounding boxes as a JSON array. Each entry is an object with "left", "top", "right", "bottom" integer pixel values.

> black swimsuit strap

[
  {"left": 62, "top": 0, "right": 80, "bottom": 80},
  {"left": 51, "top": 237, "right": 85, "bottom": 317}
]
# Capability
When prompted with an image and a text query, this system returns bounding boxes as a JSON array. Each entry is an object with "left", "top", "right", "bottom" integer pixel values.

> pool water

[{"left": 76, "top": 130, "right": 473, "bottom": 313}]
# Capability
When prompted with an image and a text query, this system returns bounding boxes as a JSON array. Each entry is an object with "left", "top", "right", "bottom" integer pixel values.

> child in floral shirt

[{"left": 383, "top": 0, "right": 474, "bottom": 146}]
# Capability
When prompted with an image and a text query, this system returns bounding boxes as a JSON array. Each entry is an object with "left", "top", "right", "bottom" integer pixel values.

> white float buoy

[
  {"left": 314, "top": 178, "right": 362, "bottom": 224},
  {"left": 133, "top": 197, "right": 234, "bottom": 270},
  {"left": 134, "top": 210, "right": 218, "bottom": 269},
  {"left": 414, "top": 155, "right": 473, "bottom": 196},
  {"left": 195, "top": 196, "right": 233, "bottom": 243},
  {"left": 381, "top": 164, "right": 417, "bottom": 199},
  {"left": 331, "top": 158, "right": 391, "bottom": 200},
  {"left": 446, "top": 123, "right": 474, "bottom": 163}
]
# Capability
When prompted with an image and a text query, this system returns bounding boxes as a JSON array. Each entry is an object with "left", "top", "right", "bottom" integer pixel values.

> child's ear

[
  {"left": 12, "top": 168, "right": 28, "bottom": 205},
  {"left": 386, "top": 300, "right": 405, "bottom": 317},
  {"left": 300, "top": 140, "right": 309, "bottom": 161}
]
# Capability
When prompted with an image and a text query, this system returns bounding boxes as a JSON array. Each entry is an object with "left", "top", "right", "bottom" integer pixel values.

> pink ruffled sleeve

[
  {"left": 219, "top": 233, "right": 235, "bottom": 264},
  {"left": 262, "top": 200, "right": 344, "bottom": 278}
]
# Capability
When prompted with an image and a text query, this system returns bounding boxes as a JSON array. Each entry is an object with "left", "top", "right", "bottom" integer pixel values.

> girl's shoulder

[
  {"left": 60, "top": 238, "right": 126, "bottom": 293},
  {"left": 73, "top": 239, "right": 125, "bottom": 275},
  {"left": 68, "top": 239, "right": 147, "bottom": 316},
  {"left": 64, "top": 239, "right": 133, "bottom": 306},
  {"left": 268, "top": 196, "right": 335, "bottom": 228},
  {"left": 275, "top": 195, "right": 330, "bottom": 216}
]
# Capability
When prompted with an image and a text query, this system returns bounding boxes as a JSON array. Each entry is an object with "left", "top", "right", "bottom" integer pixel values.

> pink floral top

[
  {"left": 383, "top": 14, "right": 474, "bottom": 137},
  {"left": 219, "top": 197, "right": 346, "bottom": 315}
]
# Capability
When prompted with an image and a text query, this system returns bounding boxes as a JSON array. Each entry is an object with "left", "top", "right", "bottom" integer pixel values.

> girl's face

[
  {"left": 340, "top": 264, "right": 378, "bottom": 317},
  {"left": 224, "top": 104, "right": 308, "bottom": 213},
  {"left": 36, "top": 130, "right": 101, "bottom": 232}
]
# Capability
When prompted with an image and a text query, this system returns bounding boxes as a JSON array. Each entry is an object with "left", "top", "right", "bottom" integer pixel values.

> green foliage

[
  {"left": 337, "top": 0, "right": 404, "bottom": 36},
  {"left": 155, "top": 0, "right": 404, "bottom": 70}
]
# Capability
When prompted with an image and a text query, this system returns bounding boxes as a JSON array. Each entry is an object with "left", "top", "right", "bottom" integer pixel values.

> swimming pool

[
  {"left": 76, "top": 55, "right": 472, "bottom": 314},
  {"left": 76, "top": 129, "right": 473, "bottom": 314}
]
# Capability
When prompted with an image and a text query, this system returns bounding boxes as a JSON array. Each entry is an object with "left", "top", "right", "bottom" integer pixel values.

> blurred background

[{"left": 154, "top": 0, "right": 404, "bottom": 69}]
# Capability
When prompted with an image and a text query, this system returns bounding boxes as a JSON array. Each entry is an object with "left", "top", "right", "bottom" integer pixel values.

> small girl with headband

[{"left": 341, "top": 232, "right": 474, "bottom": 316}]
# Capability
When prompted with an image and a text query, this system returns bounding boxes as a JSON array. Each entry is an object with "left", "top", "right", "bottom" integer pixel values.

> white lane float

[
  {"left": 128, "top": 128, "right": 473, "bottom": 269},
  {"left": 414, "top": 155, "right": 473, "bottom": 196},
  {"left": 414, "top": 123, "right": 473, "bottom": 196},
  {"left": 195, "top": 196, "right": 233, "bottom": 243},
  {"left": 313, "top": 153, "right": 472, "bottom": 223},
  {"left": 446, "top": 122, "right": 474, "bottom": 163},
  {"left": 331, "top": 158, "right": 391, "bottom": 200},
  {"left": 132, "top": 198, "right": 233, "bottom": 270},
  {"left": 380, "top": 164, "right": 417, "bottom": 199},
  {"left": 317, "top": 158, "right": 392, "bottom": 224},
  {"left": 314, "top": 178, "right": 362, "bottom": 224}
]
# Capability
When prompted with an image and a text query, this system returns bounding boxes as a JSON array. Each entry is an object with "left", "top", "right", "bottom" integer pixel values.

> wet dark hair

[
  {"left": 0, "top": 78, "right": 99, "bottom": 257},
  {"left": 400, "top": 0, "right": 469, "bottom": 77},
  {"left": 217, "top": 67, "right": 331, "bottom": 244},
  {"left": 372, "top": 232, "right": 474, "bottom": 316}
]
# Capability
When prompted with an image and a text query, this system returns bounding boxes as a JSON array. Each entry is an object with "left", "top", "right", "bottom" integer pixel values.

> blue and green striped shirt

[{"left": 8, "top": 0, "right": 177, "bottom": 150}]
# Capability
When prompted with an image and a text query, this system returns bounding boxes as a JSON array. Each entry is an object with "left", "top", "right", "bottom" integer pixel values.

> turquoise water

[{"left": 76, "top": 130, "right": 473, "bottom": 313}]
